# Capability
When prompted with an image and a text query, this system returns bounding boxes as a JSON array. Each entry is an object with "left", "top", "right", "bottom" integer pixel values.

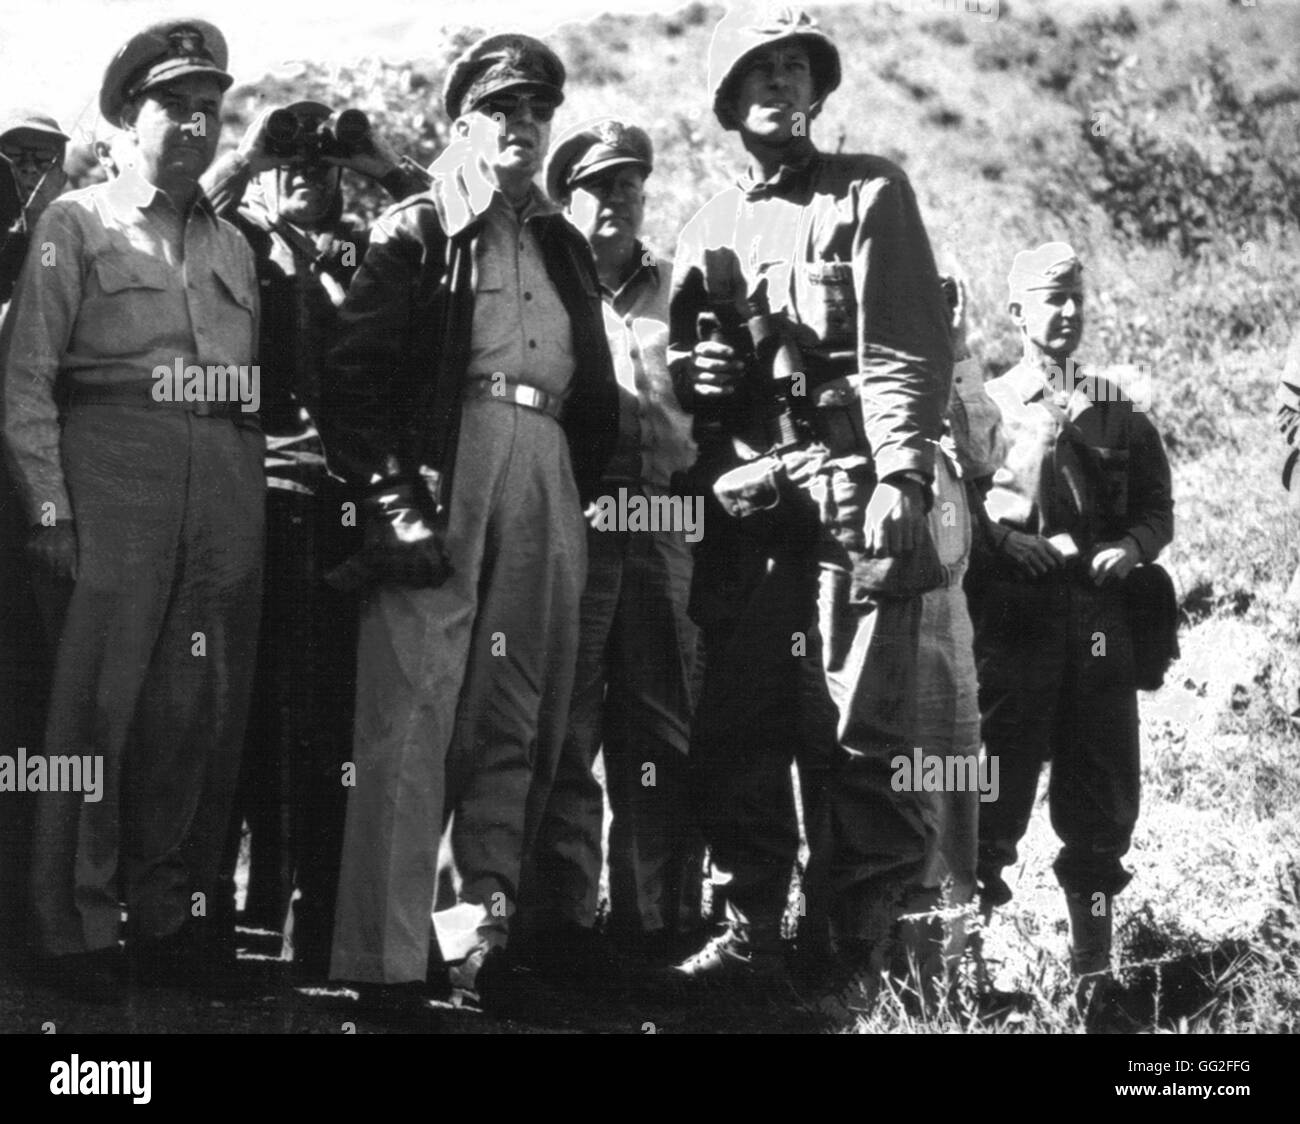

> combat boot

[
  {"left": 1064, "top": 889, "right": 1138, "bottom": 1030},
  {"left": 669, "top": 924, "right": 787, "bottom": 990},
  {"left": 798, "top": 938, "right": 888, "bottom": 1031},
  {"left": 1065, "top": 889, "right": 1112, "bottom": 977}
]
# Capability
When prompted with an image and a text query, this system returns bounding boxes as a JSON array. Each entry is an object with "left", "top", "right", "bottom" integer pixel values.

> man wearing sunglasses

[
  {"left": 0, "top": 110, "right": 69, "bottom": 305},
  {"left": 0, "top": 109, "right": 68, "bottom": 207},
  {"left": 320, "top": 33, "right": 618, "bottom": 1014}
]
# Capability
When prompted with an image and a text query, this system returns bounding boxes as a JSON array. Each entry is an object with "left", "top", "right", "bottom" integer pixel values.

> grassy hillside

[{"left": 218, "top": 0, "right": 1300, "bottom": 1032}]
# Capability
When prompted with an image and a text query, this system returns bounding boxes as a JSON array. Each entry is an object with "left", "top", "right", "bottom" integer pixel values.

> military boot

[
  {"left": 669, "top": 923, "right": 787, "bottom": 990},
  {"left": 1065, "top": 889, "right": 1113, "bottom": 976}
]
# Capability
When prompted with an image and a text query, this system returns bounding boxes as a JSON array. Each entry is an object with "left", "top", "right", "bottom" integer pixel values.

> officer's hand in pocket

[
  {"left": 26, "top": 523, "right": 78, "bottom": 583},
  {"left": 690, "top": 340, "right": 744, "bottom": 398}
]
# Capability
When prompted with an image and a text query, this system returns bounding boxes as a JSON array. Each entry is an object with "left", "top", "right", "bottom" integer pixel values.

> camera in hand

[{"left": 264, "top": 108, "right": 372, "bottom": 161}]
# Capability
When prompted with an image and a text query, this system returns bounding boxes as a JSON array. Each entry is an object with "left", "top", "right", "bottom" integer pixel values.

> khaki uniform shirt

[
  {"left": 0, "top": 167, "right": 258, "bottom": 523},
  {"left": 600, "top": 245, "right": 695, "bottom": 486},
  {"left": 467, "top": 188, "right": 574, "bottom": 398}
]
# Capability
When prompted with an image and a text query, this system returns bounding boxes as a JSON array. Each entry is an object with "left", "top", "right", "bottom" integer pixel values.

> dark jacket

[{"left": 319, "top": 184, "right": 619, "bottom": 506}]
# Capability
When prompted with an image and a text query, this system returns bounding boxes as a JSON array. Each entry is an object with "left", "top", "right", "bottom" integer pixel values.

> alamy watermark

[
  {"left": 891, "top": 747, "right": 999, "bottom": 804},
  {"left": 0, "top": 748, "right": 103, "bottom": 803},
  {"left": 151, "top": 359, "right": 260, "bottom": 413},
  {"left": 590, "top": 487, "right": 703, "bottom": 543},
  {"left": 1042, "top": 359, "right": 1153, "bottom": 413}
]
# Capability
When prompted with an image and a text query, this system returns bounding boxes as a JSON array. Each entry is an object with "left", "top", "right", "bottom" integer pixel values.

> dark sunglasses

[
  {"left": 1, "top": 147, "right": 62, "bottom": 171},
  {"left": 478, "top": 94, "right": 557, "bottom": 124}
]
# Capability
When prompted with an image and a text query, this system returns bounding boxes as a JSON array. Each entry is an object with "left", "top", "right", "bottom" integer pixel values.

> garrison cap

[
  {"left": 708, "top": 3, "right": 841, "bottom": 131},
  {"left": 1007, "top": 241, "right": 1083, "bottom": 303},
  {"left": 100, "top": 19, "right": 233, "bottom": 127},
  {"left": 443, "top": 33, "right": 565, "bottom": 121},
  {"left": 0, "top": 108, "right": 70, "bottom": 147},
  {"left": 545, "top": 117, "right": 653, "bottom": 204}
]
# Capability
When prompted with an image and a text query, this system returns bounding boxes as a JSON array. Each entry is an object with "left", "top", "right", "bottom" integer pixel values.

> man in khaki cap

[
  {"left": 517, "top": 118, "right": 701, "bottom": 975},
  {"left": 1, "top": 17, "right": 262, "bottom": 999},
  {"left": 667, "top": 2, "right": 953, "bottom": 1014},
  {"left": 970, "top": 242, "right": 1173, "bottom": 999},
  {"left": 321, "top": 32, "right": 618, "bottom": 1013},
  {"left": 0, "top": 109, "right": 68, "bottom": 205}
]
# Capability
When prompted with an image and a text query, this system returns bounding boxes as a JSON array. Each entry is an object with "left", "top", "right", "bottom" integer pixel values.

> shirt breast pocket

[
  {"left": 207, "top": 259, "right": 258, "bottom": 358},
  {"left": 802, "top": 261, "right": 856, "bottom": 346},
  {"left": 211, "top": 260, "right": 257, "bottom": 315},
  {"left": 84, "top": 256, "right": 175, "bottom": 357}
]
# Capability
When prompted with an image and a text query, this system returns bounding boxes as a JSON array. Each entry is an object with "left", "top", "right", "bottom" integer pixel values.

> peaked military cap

[
  {"left": 443, "top": 33, "right": 565, "bottom": 121},
  {"left": 545, "top": 117, "right": 653, "bottom": 204},
  {"left": 100, "top": 19, "right": 233, "bottom": 127},
  {"left": 0, "top": 109, "right": 70, "bottom": 146},
  {"left": 708, "top": 3, "right": 842, "bottom": 130},
  {"left": 1007, "top": 241, "right": 1084, "bottom": 302}
]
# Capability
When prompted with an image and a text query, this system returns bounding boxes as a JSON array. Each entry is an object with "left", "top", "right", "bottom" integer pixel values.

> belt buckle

[{"left": 514, "top": 385, "right": 543, "bottom": 412}]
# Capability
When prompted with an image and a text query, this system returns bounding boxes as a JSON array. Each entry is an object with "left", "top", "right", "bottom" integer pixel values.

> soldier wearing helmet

[{"left": 666, "top": 3, "right": 953, "bottom": 1016}]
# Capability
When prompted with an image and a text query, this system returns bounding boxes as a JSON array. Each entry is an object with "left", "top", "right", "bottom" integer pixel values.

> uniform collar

[
  {"left": 738, "top": 148, "right": 820, "bottom": 201},
  {"left": 1006, "top": 357, "right": 1080, "bottom": 405},
  {"left": 604, "top": 239, "right": 660, "bottom": 308},
  {"left": 435, "top": 176, "right": 558, "bottom": 238},
  {"left": 104, "top": 165, "right": 217, "bottom": 225},
  {"left": 489, "top": 183, "right": 558, "bottom": 226}
]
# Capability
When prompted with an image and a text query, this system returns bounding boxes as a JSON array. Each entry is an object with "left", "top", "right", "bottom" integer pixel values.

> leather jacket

[{"left": 319, "top": 184, "right": 619, "bottom": 508}]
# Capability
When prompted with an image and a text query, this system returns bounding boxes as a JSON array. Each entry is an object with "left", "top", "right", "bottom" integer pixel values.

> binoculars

[{"left": 264, "top": 108, "right": 371, "bottom": 161}]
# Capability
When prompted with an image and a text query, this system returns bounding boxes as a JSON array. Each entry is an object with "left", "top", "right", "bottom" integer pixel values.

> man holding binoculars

[{"left": 201, "top": 101, "right": 430, "bottom": 981}]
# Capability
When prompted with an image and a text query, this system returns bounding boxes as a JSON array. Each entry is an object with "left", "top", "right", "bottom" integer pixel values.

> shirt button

[
  {"left": 529, "top": 340, "right": 537, "bottom": 349},
  {"left": 524, "top": 291, "right": 532, "bottom": 301}
]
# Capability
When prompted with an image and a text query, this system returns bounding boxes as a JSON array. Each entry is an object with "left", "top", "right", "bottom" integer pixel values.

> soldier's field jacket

[
  {"left": 319, "top": 183, "right": 618, "bottom": 507},
  {"left": 667, "top": 149, "right": 953, "bottom": 485},
  {"left": 981, "top": 359, "right": 1174, "bottom": 564}
]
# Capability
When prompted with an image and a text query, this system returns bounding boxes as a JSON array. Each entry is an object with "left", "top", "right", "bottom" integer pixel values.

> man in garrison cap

[
  {"left": 515, "top": 118, "right": 703, "bottom": 977},
  {"left": 319, "top": 32, "right": 618, "bottom": 1013},
  {"left": 665, "top": 2, "right": 953, "bottom": 1015},
  {"left": 1, "top": 18, "right": 263, "bottom": 999},
  {"left": 968, "top": 241, "right": 1173, "bottom": 997}
]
